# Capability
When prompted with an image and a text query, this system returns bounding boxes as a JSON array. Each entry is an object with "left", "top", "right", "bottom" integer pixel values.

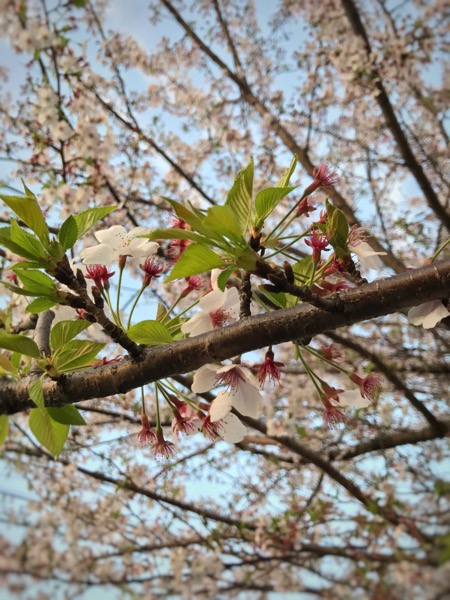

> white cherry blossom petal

[
  {"left": 191, "top": 364, "right": 221, "bottom": 393},
  {"left": 231, "top": 381, "right": 264, "bottom": 418},
  {"left": 339, "top": 389, "right": 371, "bottom": 408},
  {"left": 209, "top": 391, "right": 233, "bottom": 422},
  {"left": 407, "top": 300, "right": 450, "bottom": 329},
  {"left": 180, "top": 312, "right": 213, "bottom": 336},
  {"left": 219, "top": 413, "right": 247, "bottom": 443},
  {"left": 80, "top": 243, "right": 116, "bottom": 265},
  {"left": 349, "top": 242, "right": 386, "bottom": 270}
]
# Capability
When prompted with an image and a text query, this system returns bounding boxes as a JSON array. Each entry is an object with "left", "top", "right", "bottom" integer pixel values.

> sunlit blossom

[{"left": 80, "top": 226, "right": 159, "bottom": 265}]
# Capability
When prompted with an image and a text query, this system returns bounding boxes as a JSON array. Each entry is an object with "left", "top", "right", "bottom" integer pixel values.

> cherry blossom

[
  {"left": 84, "top": 264, "right": 115, "bottom": 291},
  {"left": 407, "top": 300, "right": 450, "bottom": 329},
  {"left": 80, "top": 226, "right": 159, "bottom": 265},
  {"left": 180, "top": 287, "right": 240, "bottom": 336},
  {"left": 192, "top": 363, "right": 264, "bottom": 421},
  {"left": 254, "top": 349, "right": 284, "bottom": 388}
]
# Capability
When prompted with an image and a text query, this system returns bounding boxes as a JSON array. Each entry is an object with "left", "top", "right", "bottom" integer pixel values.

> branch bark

[{"left": 1, "top": 259, "right": 449, "bottom": 416}]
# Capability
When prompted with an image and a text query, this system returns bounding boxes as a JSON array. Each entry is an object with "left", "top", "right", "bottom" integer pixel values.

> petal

[
  {"left": 191, "top": 364, "right": 221, "bottom": 393},
  {"left": 408, "top": 300, "right": 450, "bottom": 329},
  {"left": 222, "top": 287, "right": 240, "bottom": 314},
  {"left": 339, "top": 389, "right": 371, "bottom": 408},
  {"left": 95, "top": 225, "right": 127, "bottom": 245},
  {"left": 219, "top": 413, "right": 247, "bottom": 443},
  {"left": 199, "top": 289, "right": 226, "bottom": 311},
  {"left": 128, "top": 227, "right": 151, "bottom": 239},
  {"left": 80, "top": 244, "right": 117, "bottom": 265},
  {"left": 349, "top": 242, "right": 386, "bottom": 269},
  {"left": 232, "top": 382, "right": 264, "bottom": 418},
  {"left": 180, "top": 313, "right": 213, "bottom": 336},
  {"left": 209, "top": 391, "right": 233, "bottom": 422}
]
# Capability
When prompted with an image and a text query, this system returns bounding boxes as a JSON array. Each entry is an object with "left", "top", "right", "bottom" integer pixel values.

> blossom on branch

[
  {"left": 181, "top": 287, "right": 240, "bottom": 336},
  {"left": 80, "top": 226, "right": 159, "bottom": 265},
  {"left": 192, "top": 363, "right": 264, "bottom": 421}
]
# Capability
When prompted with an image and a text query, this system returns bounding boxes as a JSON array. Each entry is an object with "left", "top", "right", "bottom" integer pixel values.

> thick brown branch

[{"left": 1, "top": 259, "right": 449, "bottom": 416}]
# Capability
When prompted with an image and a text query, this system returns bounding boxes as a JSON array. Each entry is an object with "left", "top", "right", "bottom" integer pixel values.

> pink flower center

[
  {"left": 215, "top": 367, "right": 245, "bottom": 390},
  {"left": 209, "top": 308, "right": 230, "bottom": 328}
]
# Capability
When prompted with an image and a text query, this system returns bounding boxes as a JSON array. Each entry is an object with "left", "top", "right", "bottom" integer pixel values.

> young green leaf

[
  {"left": 165, "top": 244, "right": 224, "bottom": 282},
  {"left": 216, "top": 266, "right": 237, "bottom": 291},
  {"left": 26, "top": 297, "right": 58, "bottom": 313},
  {"left": 47, "top": 405, "right": 86, "bottom": 426},
  {"left": 0, "top": 187, "right": 49, "bottom": 244},
  {"left": 29, "top": 408, "right": 69, "bottom": 458},
  {"left": 253, "top": 186, "right": 298, "bottom": 229},
  {"left": 54, "top": 340, "right": 105, "bottom": 372},
  {"left": 127, "top": 320, "right": 173, "bottom": 345},
  {"left": 225, "top": 158, "right": 254, "bottom": 235},
  {"left": 16, "top": 270, "right": 57, "bottom": 295},
  {"left": 73, "top": 205, "right": 116, "bottom": 239},
  {"left": 0, "top": 334, "right": 40, "bottom": 358},
  {"left": 202, "top": 205, "right": 244, "bottom": 244},
  {"left": 145, "top": 227, "right": 210, "bottom": 245},
  {"left": 276, "top": 155, "right": 298, "bottom": 188},
  {"left": 10, "top": 218, "right": 47, "bottom": 259},
  {"left": 0, "top": 226, "right": 44, "bottom": 262},
  {"left": 29, "top": 378, "right": 45, "bottom": 411},
  {"left": 58, "top": 215, "right": 79, "bottom": 250},
  {"left": 324, "top": 200, "right": 349, "bottom": 257},
  {"left": 50, "top": 320, "right": 92, "bottom": 352}
]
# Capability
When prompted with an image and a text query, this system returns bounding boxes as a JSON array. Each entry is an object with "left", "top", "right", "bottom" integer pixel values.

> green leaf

[
  {"left": 202, "top": 205, "right": 244, "bottom": 244},
  {"left": 0, "top": 334, "right": 40, "bottom": 358},
  {"left": 58, "top": 215, "right": 79, "bottom": 250},
  {"left": 10, "top": 218, "right": 47, "bottom": 259},
  {"left": 54, "top": 340, "right": 105, "bottom": 372},
  {"left": 0, "top": 226, "right": 43, "bottom": 261},
  {"left": 324, "top": 200, "right": 349, "bottom": 257},
  {"left": 50, "top": 320, "right": 92, "bottom": 352},
  {"left": 0, "top": 188, "right": 49, "bottom": 243},
  {"left": 253, "top": 186, "right": 298, "bottom": 229},
  {"left": 165, "top": 244, "right": 224, "bottom": 282},
  {"left": 225, "top": 158, "right": 254, "bottom": 235},
  {"left": 73, "top": 205, "right": 116, "bottom": 239},
  {"left": 0, "top": 415, "right": 8, "bottom": 446},
  {"left": 164, "top": 198, "right": 204, "bottom": 231},
  {"left": 292, "top": 256, "right": 315, "bottom": 282},
  {"left": 16, "top": 270, "right": 56, "bottom": 295},
  {"left": 276, "top": 155, "right": 298, "bottom": 187},
  {"left": 127, "top": 320, "right": 173, "bottom": 345},
  {"left": 258, "top": 286, "right": 288, "bottom": 309},
  {"left": 216, "top": 266, "right": 236, "bottom": 291},
  {"left": 26, "top": 297, "right": 58, "bottom": 313},
  {"left": 29, "top": 408, "right": 69, "bottom": 458},
  {"left": 29, "top": 378, "right": 45, "bottom": 411},
  {"left": 47, "top": 405, "right": 86, "bottom": 426},
  {"left": 145, "top": 227, "right": 210, "bottom": 245}
]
